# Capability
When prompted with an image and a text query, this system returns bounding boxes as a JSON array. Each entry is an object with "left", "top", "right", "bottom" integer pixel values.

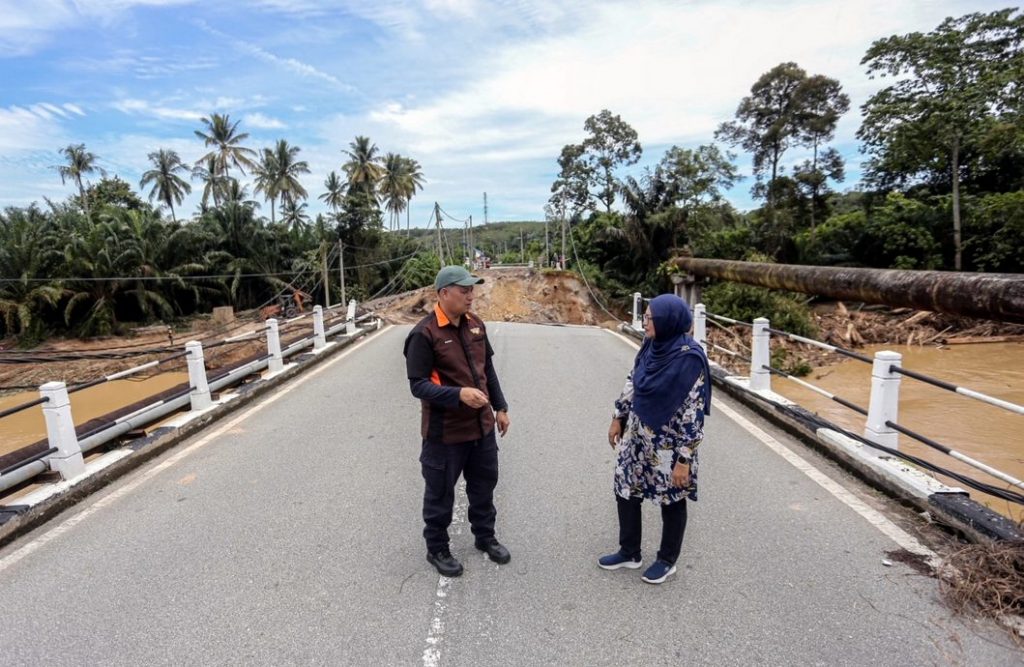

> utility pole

[
  {"left": 483, "top": 192, "right": 488, "bottom": 226},
  {"left": 544, "top": 218, "right": 549, "bottom": 267},
  {"left": 561, "top": 217, "right": 566, "bottom": 270},
  {"left": 322, "top": 242, "right": 330, "bottom": 307},
  {"left": 434, "top": 202, "right": 445, "bottom": 265},
  {"left": 338, "top": 239, "right": 346, "bottom": 308},
  {"left": 468, "top": 215, "right": 474, "bottom": 268},
  {"left": 520, "top": 228, "right": 524, "bottom": 263}
]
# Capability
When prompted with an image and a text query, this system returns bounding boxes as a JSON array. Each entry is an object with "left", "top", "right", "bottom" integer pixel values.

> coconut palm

[
  {"left": 194, "top": 113, "right": 257, "bottom": 204},
  {"left": 401, "top": 157, "right": 425, "bottom": 234},
  {"left": 140, "top": 149, "right": 192, "bottom": 222},
  {"left": 319, "top": 171, "right": 346, "bottom": 213},
  {"left": 270, "top": 140, "right": 309, "bottom": 208},
  {"left": 341, "top": 135, "right": 384, "bottom": 195},
  {"left": 380, "top": 152, "right": 408, "bottom": 231},
  {"left": 192, "top": 156, "right": 230, "bottom": 211},
  {"left": 253, "top": 149, "right": 280, "bottom": 224},
  {"left": 280, "top": 199, "right": 309, "bottom": 233},
  {"left": 55, "top": 143, "right": 102, "bottom": 219}
]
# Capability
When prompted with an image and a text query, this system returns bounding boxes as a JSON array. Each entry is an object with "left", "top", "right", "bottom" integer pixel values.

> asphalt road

[{"left": 0, "top": 323, "right": 1019, "bottom": 666}]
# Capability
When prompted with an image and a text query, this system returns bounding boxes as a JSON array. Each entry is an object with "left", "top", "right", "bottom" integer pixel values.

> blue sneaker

[
  {"left": 598, "top": 550, "right": 642, "bottom": 570},
  {"left": 641, "top": 559, "right": 677, "bottom": 584}
]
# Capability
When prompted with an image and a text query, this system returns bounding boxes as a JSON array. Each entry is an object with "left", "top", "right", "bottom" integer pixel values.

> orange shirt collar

[
  {"left": 434, "top": 304, "right": 474, "bottom": 328},
  {"left": 434, "top": 303, "right": 452, "bottom": 327}
]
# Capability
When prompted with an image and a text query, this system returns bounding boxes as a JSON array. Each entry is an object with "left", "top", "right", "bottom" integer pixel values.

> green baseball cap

[{"left": 434, "top": 265, "right": 484, "bottom": 290}]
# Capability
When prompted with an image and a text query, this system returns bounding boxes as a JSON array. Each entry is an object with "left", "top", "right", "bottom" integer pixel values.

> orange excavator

[{"left": 260, "top": 286, "right": 311, "bottom": 320}]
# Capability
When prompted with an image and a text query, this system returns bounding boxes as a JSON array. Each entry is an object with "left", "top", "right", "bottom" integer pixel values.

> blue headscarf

[{"left": 631, "top": 294, "right": 712, "bottom": 431}]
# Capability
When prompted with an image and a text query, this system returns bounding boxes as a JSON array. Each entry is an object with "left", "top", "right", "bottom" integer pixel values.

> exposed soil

[{"left": 365, "top": 267, "right": 624, "bottom": 327}]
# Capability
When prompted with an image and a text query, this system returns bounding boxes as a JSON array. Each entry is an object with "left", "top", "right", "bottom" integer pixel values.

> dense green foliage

[
  {"left": 547, "top": 8, "right": 1023, "bottom": 327},
  {"left": 0, "top": 118, "right": 433, "bottom": 341}
]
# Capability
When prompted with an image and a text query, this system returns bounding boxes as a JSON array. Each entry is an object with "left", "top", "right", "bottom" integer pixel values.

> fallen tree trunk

[{"left": 673, "top": 258, "right": 1024, "bottom": 324}]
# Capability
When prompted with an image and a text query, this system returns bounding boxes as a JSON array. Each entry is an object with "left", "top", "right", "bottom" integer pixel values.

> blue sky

[{"left": 0, "top": 0, "right": 1009, "bottom": 226}]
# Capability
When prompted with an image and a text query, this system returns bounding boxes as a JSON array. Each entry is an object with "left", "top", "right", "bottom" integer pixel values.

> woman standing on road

[{"left": 599, "top": 294, "right": 711, "bottom": 584}]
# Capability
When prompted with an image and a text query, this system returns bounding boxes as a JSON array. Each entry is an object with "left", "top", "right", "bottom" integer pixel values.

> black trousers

[
  {"left": 420, "top": 431, "right": 499, "bottom": 552},
  {"left": 617, "top": 495, "right": 688, "bottom": 565}
]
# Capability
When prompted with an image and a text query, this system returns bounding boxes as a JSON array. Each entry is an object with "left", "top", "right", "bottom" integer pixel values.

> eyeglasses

[{"left": 642, "top": 313, "right": 652, "bottom": 323}]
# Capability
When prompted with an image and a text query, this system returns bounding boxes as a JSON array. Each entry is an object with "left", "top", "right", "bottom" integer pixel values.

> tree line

[
  {"left": 1, "top": 120, "right": 432, "bottom": 342},
  {"left": 552, "top": 8, "right": 1023, "bottom": 309}
]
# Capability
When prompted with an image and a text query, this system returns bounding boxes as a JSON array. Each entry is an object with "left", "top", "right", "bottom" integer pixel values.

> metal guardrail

[
  {"left": 625, "top": 293, "right": 1024, "bottom": 507},
  {"left": 0, "top": 301, "right": 375, "bottom": 497}
]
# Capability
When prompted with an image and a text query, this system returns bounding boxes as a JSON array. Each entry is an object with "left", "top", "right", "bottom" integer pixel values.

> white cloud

[
  {"left": 113, "top": 98, "right": 204, "bottom": 122},
  {"left": 195, "top": 20, "right": 357, "bottom": 93},
  {"left": 244, "top": 112, "right": 287, "bottom": 129},
  {"left": 0, "top": 106, "right": 68, "bottom": 152},
  {"left": 63, "top": 103, "right": 86, "bottom": 116}
]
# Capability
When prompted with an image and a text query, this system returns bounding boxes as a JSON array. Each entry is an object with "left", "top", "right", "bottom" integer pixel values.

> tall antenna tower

[{"left": 483, "top": 192, "right": 489, "bottom": 226}]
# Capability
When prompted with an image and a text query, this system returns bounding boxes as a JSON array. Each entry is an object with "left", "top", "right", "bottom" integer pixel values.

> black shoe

[
  {"left": 426, "top": 548, "right": 463, "bottom": 577},
  {"left": 474, "top": 537, "right": 511, "bottom": 564}
]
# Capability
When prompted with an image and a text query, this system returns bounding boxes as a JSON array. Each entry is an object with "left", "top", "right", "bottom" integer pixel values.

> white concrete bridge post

[
  {"left": 632, "top": 292, "right": 643, "bottom": 330},
  {"left": 750, "top": 317, "right": 771, "bottom": 392},
  {"left": 694, "top": 303, "right": 707, "bottom": 352},
  {"left": 346, "top": 299, "right": 359, "bottom": 335},
  {"left": 312, "top": 305, "right": 327, "bottom": 351},
  {"left": 266, "top": 318, "right": 283, "bottom": 374},
  {"left": 39, "top": 382, "right": 85, "bottom": 480},
  {"left": 864, "top": 350, "right": 902, "bottom": 454},
  {"left": 185, "top": 341, "right": 212, "bottom": 411}
]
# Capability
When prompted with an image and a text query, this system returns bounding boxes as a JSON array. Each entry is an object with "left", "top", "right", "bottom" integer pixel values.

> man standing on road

[{"left": 404, "top": 265, "right": 512, "bottom": 577}]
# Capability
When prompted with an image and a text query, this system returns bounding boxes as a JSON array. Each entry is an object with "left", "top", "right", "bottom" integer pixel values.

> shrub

[{"left": 702, "top": 282, "right": 817, "bottom": 338}]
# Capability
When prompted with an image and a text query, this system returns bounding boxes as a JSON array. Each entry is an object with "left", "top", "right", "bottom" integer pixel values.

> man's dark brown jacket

[{"left": 404, "top": 304, "right": 508, "bottom": 444}]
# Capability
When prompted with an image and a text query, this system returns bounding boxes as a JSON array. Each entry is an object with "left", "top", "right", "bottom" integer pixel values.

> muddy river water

[
  {"left": 0, "top": 372, "right": 190, "bottom": 459},
  {"left": 773, "top": 342, "right": 1024, "bottom": 522}
]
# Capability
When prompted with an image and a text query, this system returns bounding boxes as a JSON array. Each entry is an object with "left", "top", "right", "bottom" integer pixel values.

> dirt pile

[{"left": 366, "top": 268, "right": 624, "bottom": 327}]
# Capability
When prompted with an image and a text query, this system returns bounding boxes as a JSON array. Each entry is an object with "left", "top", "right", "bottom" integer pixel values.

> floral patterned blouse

[{"left": 612, "top": 369, "right": 707, "bottom": 505}]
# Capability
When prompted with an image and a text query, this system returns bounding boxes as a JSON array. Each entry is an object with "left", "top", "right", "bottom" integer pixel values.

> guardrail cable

[
  {"left": 764, "top": 326, "right": 872, "bottom": 364},
  {"left": 705, "top": 316, "right": 752, "bottom": 351},
  {"left": 0, "top": 396, "right": 50, "bottom": 421},
  {"left": 792, "top": 407, "right": 1024, "bottom": 506},
  {"left": 890, "top": 365, "right": 1024, "bottom": 416},
  {"left": 761, "top": 364, "right": 869, "bottom": 417},
  {"left": 705, "top": 312, "right": 753, "bottom": 327},
  {"left": 884, "top": 419, "right": 1024, "bottom": 492}
]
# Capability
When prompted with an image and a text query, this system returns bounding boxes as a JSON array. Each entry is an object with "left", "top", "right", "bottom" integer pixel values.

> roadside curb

[
  {"left": 616, "top": 323, "right": 1023, "bottom": 544},
  {"left": 0, "top": 325, "right": 383, "bottom": 550}
]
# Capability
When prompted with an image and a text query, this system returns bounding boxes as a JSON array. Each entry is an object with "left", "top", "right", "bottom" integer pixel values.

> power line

[
  {"left": 0, "top": 271, "right": 311, "bottom": 284},
  {"left": 566, "top": 221, "right": 622, "bottom": 322}
]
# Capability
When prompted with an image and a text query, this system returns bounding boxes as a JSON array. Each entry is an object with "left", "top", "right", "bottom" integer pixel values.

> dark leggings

[{"left": 616, "top": 495, "right": 687, "bottom": 564}]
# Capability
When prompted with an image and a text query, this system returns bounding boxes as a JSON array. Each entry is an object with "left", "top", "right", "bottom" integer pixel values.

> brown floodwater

[
  {"left": 0, "top": 372, "right": 190, "bottom": 459},
  {"left": 774, "top": 342, "right": 1024, "bottom": 522}
]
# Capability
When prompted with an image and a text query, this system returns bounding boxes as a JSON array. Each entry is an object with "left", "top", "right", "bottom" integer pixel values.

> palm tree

[
  {"left": 280, "top": 199, "right": 309, "bottom": 232},
  {"left": 319, "top": 171, "right": 346, "bottom": 213},
  {"left": 191, "top": 156, "right": 230, "bottom": 211},
  {"left": 194, "top": 113, "right": 257, "bottom": 204},
  {"left": 380, "top": 152, "right": 408, "bottom": 231},
  {"left": 140, "top": 149, "right": 192, "bottom": 222},
  {"left": 270, "top": 140, "right": 309, "bottom": 208},
  {"left": 341, "top": 135, "right": 384, "bottom": 195},
  {"left": 401, "top": 157, "right": 425, "bottom": 235},
  {"left": 55, "top": 143, "right": 102, "bottom": 219},
  {"left": 0, "top": 206, "right": 63, "bottom": 337},
  {"left": 253, "top": 149, "right": 280, "bottom": 224}
]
